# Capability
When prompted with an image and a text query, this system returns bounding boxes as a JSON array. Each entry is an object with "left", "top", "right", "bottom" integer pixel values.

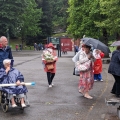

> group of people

[
  {"left": 72, "top": 43, "right": 105, "bottom": 99},
  {"left": 0, "top": 36, "right": 27, "bottom": 108},
  {"left": 15, "top": 44, "right": 22, "bottom": 51},
  {"left": 72, "top": 41, "right": 120, "bottom": 100},
  {"left": 34, "top": 43, "right": 44, "bottom": 51},
  {"left": 0, "top": 35, "right": 120, "bottom": 108}
]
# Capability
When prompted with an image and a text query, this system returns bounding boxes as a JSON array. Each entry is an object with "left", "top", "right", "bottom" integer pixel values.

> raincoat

[
  {"left": 93, "top": 50, "right": 104, "bottom": 74},
  {"left": 42, "top": 43, "right": 58, "bottom": 73},
  {"left": 0, "top": 46, "right": 13, "bottom": 68},
  {"left": 0, "top": 68, "right": 28, "bottom": 94},
  {"left": 108, "top": 50, "right": 120, "bottom": 76}
]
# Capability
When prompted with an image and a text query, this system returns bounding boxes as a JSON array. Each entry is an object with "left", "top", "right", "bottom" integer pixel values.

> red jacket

[
  {"left": 94, "top": 52, "right": 104, "bottom": 74},
  {"left": 42, "top": 50, "right": 58, "bottom": 73}
]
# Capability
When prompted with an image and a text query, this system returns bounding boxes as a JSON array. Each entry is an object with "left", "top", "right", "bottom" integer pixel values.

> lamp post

[{"left": 6, "top": 28, "right": 9, "bottom": 46}]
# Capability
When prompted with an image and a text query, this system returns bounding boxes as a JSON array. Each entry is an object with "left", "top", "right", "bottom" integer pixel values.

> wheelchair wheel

[
  {"left": 1, "top": 103, "right": 9, "bottom": 112},
  {"left": 20, "top": 107, "right": 24, "bottom": 111}
]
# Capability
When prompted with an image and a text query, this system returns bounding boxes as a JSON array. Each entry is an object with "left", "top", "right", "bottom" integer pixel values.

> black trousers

[
  {"left": 111, "top": 75, "right": 120, "bottom": 95},
  {"left": 47, "top": 72, "right": 55, "bottom": 85}
]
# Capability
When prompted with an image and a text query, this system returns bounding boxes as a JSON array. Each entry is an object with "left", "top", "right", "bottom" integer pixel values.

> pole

[
  {"left": 59, "top": 38, "right": 61, "bottom": 57},
  {"left": 7, "top": 28, "right": 9, "bottom": 46}
]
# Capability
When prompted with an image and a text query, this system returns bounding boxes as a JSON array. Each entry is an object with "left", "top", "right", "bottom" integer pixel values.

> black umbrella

[{"left": 81, "top": 37, "right": 111, "bottom": 54}]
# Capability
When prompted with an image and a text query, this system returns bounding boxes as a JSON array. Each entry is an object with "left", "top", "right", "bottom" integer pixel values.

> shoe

[
  {"left": 51, "top": 83, "right": 54, "bottom": 86},
  {"left": 94, "top": 80, "right": 97, "bottom": 81},
  {"left": 100, "top": 79, "right": 103, "bottom": 82},
  {"left": 111, "top": 91, "right": 115, "bottom": 94},
  {"left": 12, "top": 104, "right": 17, "bottom": 108},
  {"left": 79, "top": 90, "right": 84, "bottom": 95},
  {"left": 84, "top": 95, "right": 93, "bottom": 99},
  {"left": 21, "top": 103, "right": 26, "bottom": 108},
  {"left": 49, "top": 85, "right": 52, "bottom": 88}
]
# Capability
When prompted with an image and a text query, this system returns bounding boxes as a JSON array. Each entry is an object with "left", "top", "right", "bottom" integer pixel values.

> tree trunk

[
  {"left": 102, "top": 28, "right": 108, "bottom": 46},
  {"left": 116, "top": 33, "right": 120, "bottom": 41}
]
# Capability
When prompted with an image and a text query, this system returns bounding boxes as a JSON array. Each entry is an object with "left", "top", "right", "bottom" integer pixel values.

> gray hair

[
  {"left": 3, "top": 59, "right": 11, "bottom": 65},
  {"left": 0, "top": 36, "right": 7, "bottom": 42}
]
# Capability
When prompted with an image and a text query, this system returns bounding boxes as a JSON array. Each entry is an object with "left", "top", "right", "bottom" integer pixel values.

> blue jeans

[{"left": 94, "top": 73, "right": 102, "bottom": 81}]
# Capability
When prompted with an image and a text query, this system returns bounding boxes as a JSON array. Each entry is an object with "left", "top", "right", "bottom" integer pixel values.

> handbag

[
  {"left": 76, "top": 60, "right": 91, "bottom": 72},
  {"left": 73, "top": 67, "right": 80, "bottom": 76},
  {"left": 73, "top": 67, "right": 75, "bottom": 75},
  {"left": 46, "top": 63, "right": 54, "bottom": 70}
]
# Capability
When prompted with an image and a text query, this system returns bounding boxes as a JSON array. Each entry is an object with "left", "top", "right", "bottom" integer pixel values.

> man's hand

[{"left": 16, "top": 80, "right": 21, "bottom": 86}]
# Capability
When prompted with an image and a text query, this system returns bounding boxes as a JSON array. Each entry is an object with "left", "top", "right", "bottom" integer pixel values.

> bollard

[{"left": 117, "top": 106, "right": 120, "bottom": 119}]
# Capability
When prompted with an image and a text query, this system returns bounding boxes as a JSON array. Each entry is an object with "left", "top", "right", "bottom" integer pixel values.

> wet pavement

[{"left": 0, "top": 50, "right": 119, "bottom": 120}]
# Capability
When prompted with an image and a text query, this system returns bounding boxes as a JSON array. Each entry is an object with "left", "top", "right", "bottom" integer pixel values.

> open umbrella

[
  {"left": 111, "top": 41, "right": 120, "bottom": 46},
  {"left": 81, "top": 37, "right": 111, "bottom": 54}
]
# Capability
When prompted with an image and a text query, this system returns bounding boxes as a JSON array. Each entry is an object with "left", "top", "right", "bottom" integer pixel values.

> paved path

[{"left": 0, "top": 50, "right": 118, "bottom": 120}]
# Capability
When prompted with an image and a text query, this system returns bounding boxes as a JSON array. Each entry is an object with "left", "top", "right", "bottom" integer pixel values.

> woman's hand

[
  {"left": 5, "top": 66, "right": 10, "bottom": 73},
  {"left": 46, "top": 60, "right": 54, "bottom": 63},
  {"left": 87, "top": 54, "right": 92, "bottom": 59},
  {"left": 16, "top": 80, "right": 21, "bottom": 86}
]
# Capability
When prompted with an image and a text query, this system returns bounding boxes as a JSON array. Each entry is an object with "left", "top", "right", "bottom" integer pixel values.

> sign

[
  {"left": 50, "top": 37, "right": 59, "bottom": 44},
  {"left": 61, "top": 38, "right": 72, "bottom": 51}
]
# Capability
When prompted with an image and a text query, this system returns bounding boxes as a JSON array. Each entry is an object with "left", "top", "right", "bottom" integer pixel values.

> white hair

[
  {"left": 0, "top": 36, "right": 7, "bottom": 42},
  {"left": 3, "top": 59, "right": 11, "bottom": 65}
]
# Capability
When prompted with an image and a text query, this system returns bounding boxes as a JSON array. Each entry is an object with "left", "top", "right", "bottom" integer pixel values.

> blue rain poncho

[{"left": 0, "top": 67, "right": 28, "bottom": 94}]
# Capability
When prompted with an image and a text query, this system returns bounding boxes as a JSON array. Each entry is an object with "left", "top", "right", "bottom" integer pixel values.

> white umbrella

[{"left": 111, "top": 41, "right": 120, "bottom": 46}]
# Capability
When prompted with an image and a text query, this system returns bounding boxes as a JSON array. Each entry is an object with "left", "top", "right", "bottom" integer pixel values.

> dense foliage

[
  {"left": 0, "top": 0, "right": 68, "bottom": 44},
  {"left": 0, "top": 0, "right": 27, "bottom": 36},
  {"left": 0, "top": 0, "right": 120, "bottom": 45},
  {"left": 67, "top": 0, "right": 120, "bottom": 43}
]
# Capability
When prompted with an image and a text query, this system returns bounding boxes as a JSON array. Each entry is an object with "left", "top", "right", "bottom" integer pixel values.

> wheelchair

[{"left": 0, "top": 90, "right": 30, "bottom": 112}]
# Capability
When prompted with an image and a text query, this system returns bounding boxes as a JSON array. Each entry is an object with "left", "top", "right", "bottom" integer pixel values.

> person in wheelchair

[{"left": 0, "top": 59, "right": 28, "bottom": 108}]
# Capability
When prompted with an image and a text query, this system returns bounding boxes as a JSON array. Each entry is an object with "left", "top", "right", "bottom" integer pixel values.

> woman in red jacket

[
  {"left": 93, "top": 49, "right": 104, "bottom": 81},
  {"left": 42, "top": 43, "right": 58, "bottom": 88}
]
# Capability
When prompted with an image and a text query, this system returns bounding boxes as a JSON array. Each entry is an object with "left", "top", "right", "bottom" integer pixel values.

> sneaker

[
  {"left": 21, "top": 103, "right": 26, "bottom": 108},
  {"left": 12, "top": 104, "right": 17, "bottom": 108},
  {"left": 100, "top": 79, "right": 103, "bottom": 82},
  {"left": 51, "top": 83, "right": 54, "bottom": 86},
  {"left": 49, "top": 85, "right": 52, "bottom": 88},
  {"left": 94, "top": 80, "right": 97, "bottom": 81}
]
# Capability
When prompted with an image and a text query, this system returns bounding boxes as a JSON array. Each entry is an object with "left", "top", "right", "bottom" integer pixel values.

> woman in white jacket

[{"left": 78, "top": 45, "right": 94, "bottom": 99}]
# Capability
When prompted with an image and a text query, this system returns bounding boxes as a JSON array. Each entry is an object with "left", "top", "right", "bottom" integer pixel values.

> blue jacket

[
  {"left": 108, "top": 50, "right": 120, "bottom": 76},
  {"left": 0, "top": 68, "right": 28, "bottom": 94},
  {"left": 0, "top": 46, "right": 13, "bottom": 68}
]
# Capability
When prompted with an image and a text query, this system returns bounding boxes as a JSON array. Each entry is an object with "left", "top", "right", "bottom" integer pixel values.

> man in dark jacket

[
  {"left": 0, "top": 36, "right": 13, "bottom": 69},
  {"left": 108, "top": 46, "right": 120, "bottom": 97}
]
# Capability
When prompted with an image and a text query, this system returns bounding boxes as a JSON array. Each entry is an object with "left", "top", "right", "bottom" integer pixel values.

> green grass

[
  {"left": 9, "top": 39, "right": 34, "bottom": 50},
  {"left": 52, "top": 32, "right": 72, "bottom": 37}
]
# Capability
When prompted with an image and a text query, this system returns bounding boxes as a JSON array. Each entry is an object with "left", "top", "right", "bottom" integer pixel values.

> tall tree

[
  {"left": 96, "top": 0, "right": 120, "bottom": 40},
  {"left": 18, "top": 0, "right": 42, "bottom": 44},
  {"left": 52, "top": 0, "right": 68, "bottom": 33},
  {"left": 67, "top": 0, "right": 84, "bottom": 39},
  {"left": 0, "top": 0, "right": 27, "bottom": 36},
  {"left": 67, "top": 0, "right": 110, "bottom": 45},
  {"left": 37, "top": 0, "right": 53, "bottom": 39}
]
